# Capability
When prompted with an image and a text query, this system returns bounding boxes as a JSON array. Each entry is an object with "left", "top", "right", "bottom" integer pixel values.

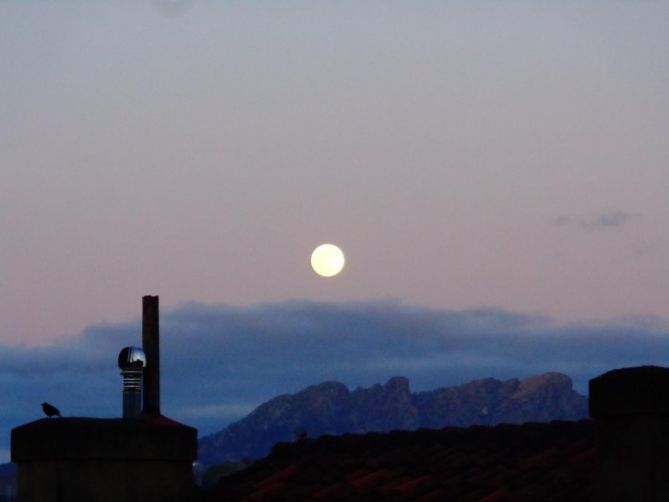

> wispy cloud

[
  {"left": 152, "top": 0, "right": 197, "bottom": 18},
  {"left": 1, "top": 300, "right": 667, "bottom": 463},
  {"left": 552, "top": 211, "right": 639, "bottom": 232}
]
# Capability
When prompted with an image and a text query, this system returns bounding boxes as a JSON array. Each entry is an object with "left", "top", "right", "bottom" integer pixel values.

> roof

[
  {"left": 11, "top": 417, "right": 197, "bottom": 462},
  {"left": 204, "top": 419, "right": 594, "bottom": 501}
]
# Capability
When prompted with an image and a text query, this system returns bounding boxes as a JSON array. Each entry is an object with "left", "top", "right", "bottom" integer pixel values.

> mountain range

[{"left": 198, "top": 372, "right": 588, "bottom": 465}]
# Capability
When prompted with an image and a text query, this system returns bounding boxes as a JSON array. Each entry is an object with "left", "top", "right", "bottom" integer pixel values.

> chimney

[
  {"left": 11, "top": 295, "right": 198, "bottom": 502},
  {"left": 142, "top": 295, "right": 160, "bottom": 415},
  {"left": 589, "top": 366, "right": 669, "bottom": 501},
  {"left": 118, "top": 346, "right": 146, "bottom": 418}
]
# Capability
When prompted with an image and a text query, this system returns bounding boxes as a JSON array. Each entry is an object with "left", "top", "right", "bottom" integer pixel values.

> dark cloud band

[{"left": 1, "top": 300, "right": 667, "bottom": 462}]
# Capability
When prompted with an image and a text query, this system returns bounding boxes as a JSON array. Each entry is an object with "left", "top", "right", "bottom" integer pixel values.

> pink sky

[{"left": 1, "top": 1, "right": 668, "bottom": 344}]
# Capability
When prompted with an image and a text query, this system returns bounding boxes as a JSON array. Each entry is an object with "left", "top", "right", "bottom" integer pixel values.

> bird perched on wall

[{"left": 41, "top": 402, "right": 61, "bottom": 418}]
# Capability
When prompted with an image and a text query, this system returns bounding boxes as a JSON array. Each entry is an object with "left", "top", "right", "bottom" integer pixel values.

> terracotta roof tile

[
  {"left": 391, "top": 475, "right": 435, "bottom": 493},
  {"left": 415, "top": 487, "right": 450, "bottom": 502},
  {"left": 313, "top": 481, "right": 354, "bottom": 499},
  {"left": 206, "top": 420, "right": 594, "bottom": 501},
  {"left": 349, "top": 468, "right": 396, "bottom": 489}
]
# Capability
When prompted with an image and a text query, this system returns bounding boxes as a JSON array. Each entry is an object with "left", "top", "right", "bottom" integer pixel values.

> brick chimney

[{"left": 589, "top": 366, "right": 669, "bottom": 501}]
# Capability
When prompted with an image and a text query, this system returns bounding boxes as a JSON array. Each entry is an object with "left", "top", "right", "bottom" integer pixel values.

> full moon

[{"left": 310, "top": 244, "right": 345, "bottom": 277}]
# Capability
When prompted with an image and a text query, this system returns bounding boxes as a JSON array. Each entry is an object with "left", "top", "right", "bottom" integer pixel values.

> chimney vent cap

[{"left": 118, "top": 346, "right": 147, "bottom": 370}]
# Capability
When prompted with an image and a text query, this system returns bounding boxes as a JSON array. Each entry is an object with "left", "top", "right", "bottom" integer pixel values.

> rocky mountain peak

[
  {"left": 513, "top": 372, "right": 573, "bottom": 397},
  {"left": 198, "top": 372, "right": 588, "bottom": 465},
  {"left": 383, "top": 376, "right": 411, "bottom": 393}
]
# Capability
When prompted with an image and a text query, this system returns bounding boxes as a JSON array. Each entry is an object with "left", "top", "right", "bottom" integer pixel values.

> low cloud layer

[{"left": 1, "top": 300, "right": 668, "bottom": 462}]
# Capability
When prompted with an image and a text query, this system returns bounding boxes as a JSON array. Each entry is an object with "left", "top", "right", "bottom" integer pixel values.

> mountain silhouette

[{"left": 198, "top": 372, "right": 587, "bottom": 464}]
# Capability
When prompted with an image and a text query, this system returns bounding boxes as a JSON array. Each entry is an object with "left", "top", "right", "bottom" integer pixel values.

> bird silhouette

[{"left": 41, "top": 402, "right": 61, "bottom": 418}]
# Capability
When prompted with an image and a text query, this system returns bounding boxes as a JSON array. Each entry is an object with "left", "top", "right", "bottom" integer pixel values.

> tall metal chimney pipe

[{"left": 142, "top": 295, "right": 160, "bottom": 415}]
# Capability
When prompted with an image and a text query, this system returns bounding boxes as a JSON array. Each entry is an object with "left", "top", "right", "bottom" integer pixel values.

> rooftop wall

[
  {"left": 11, "top": 417, "right": 197, "bottom": 502},
  {"left": 590, "top": 366, "right": 669, "bottom": 502}
]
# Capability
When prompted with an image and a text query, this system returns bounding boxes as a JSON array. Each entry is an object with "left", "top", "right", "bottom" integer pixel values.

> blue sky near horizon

[{"left": 1, "top": 1, "right": 668, "bottom": 462}]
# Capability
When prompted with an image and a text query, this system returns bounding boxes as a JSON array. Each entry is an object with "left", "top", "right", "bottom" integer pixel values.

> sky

[{"left": 1, "top": 1, "right": 668, "bottom": 462}]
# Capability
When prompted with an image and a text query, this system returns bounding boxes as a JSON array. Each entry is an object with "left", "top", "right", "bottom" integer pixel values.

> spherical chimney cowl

[{"left": 118, "top": 346, "right": 147, "bottom": 370}]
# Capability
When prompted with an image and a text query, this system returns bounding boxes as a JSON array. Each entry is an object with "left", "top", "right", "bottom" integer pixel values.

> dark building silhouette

[
  {"left": 590, "top": 365, "right": 669, "bottom": 501},
  {"left": 11, "top": 296, "right": 197, "bottom": 502}
]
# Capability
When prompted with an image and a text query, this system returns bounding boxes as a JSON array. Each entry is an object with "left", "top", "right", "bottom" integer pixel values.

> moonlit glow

[{"left": 310, "top": 244, "right": 345, "bottom": 277}]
